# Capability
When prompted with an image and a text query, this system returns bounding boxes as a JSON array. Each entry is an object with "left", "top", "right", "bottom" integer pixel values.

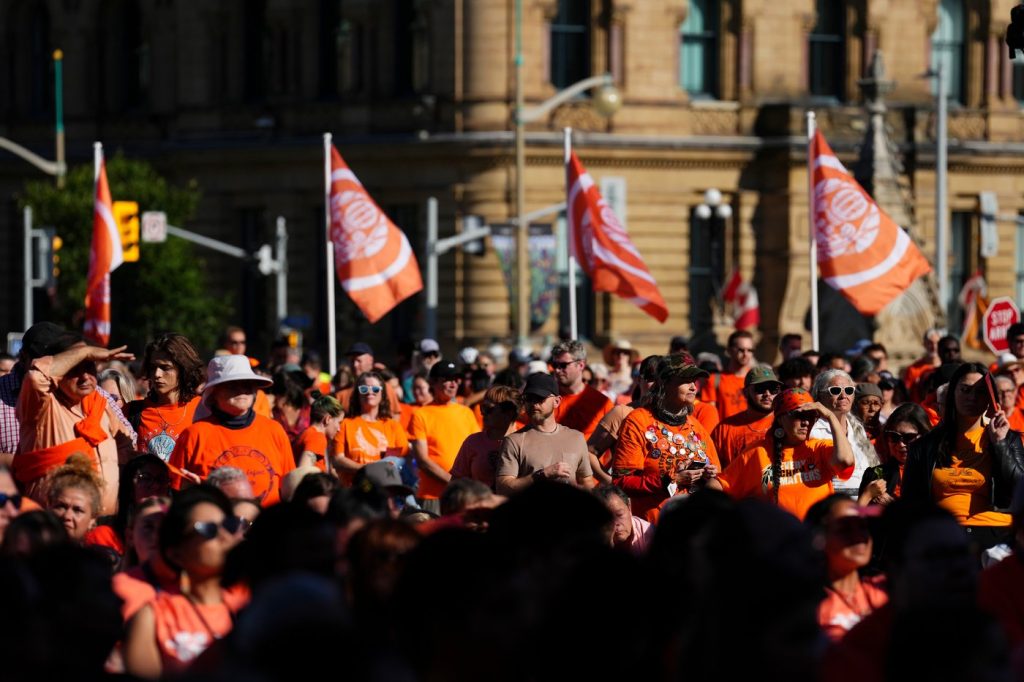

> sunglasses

[
  {"left": 357, "top": 385, "right": 383, "bottom": 395},
  {"left": 786, "top": 410, "right": 816, "bottom": 423},
  {"left": 550, "top": 361, "right": 579, "bottom": 370},
  {"left": 191, "top": 516, "right": 246, "bottom": 539},
  {"left": 884, "top": 431, "right": 919, "bottom": 445},
  {"left": 827, "top": 386, "right": 856, "bottom": 397},
  {"left": 134, "top": 472, "right": 171, "bottom": 486},
  {"left": 0, "top": 492, "right": 23, "bottom": 509},
  {"left": 480, "top": 401, "right": 517, "bottom": 416},
  {"left": 752, "top": 384, "right": 782, "bottom": 396}
]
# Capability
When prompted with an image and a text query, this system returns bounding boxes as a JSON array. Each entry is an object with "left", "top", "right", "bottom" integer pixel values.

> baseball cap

[
  {"left": 774, "top": 387, "right": 814, "bottom": 416},
  {"left": 510, "top": 345, "right": 535, "bottom": 364},
  {"left": 657, "top": 355, "right": 710, "bottom": 383},
  {"left": 458, "top": 346, "right": 480, "bottom": 366},
  {"left": 855, "top": 382, "right": 883, "bottom": 400},
  {"left": 355, "top": 460, "right": 414, "bottom": 497},
  {"left": 744, "top": 365, "right": 781, "bottom": 388},
  {"left": 346, "top": 342, "right": 374, "bottom": 357},
  {"left": 429, "top": 361, "right": 461, "bottom": 381},
  {"left": 419, "top": 338, "right": 441, "bottom": 355},
  {"left": 21, "top": 322, "right": 65, "bottom": 360},
  {"left": 522, "top": 372, "right": 559, "bottom": 400}
]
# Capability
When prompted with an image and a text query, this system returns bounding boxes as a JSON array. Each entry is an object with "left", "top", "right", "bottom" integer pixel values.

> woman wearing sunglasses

[
  {"left": 717, "top": 388, "right": 855, "bottom": 520},
  {"left": 451, "top": 385, "right": 522, "bottom": 490},
  {"left": 0, "top": 466, "right": 24, "bottom": 546},
  {"left": 811, "top": 369, "right": 880, "bottom": 499},
  {"left": 858, "top": 403, "right": 931, "bottom": 507},
  {"left": 902, "top": 362, "right": 1024, "bottom": 551},
  {"left": 334, "top": 371, "right": 410, "bottom": 485},
  {"left": 124, "top": 485, "right": 246, "bottom": 678}
]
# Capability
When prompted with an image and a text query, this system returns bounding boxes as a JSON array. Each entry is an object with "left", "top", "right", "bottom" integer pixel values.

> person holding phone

[
  {"left": 717, "top": 388, "right": 855, "bottom": 520},
  {"left": 902, "top": 362, "right": 1024, "bottom": 551}
]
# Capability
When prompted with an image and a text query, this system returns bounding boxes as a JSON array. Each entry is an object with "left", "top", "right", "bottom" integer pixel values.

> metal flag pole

[
  {"left": 806, "top": 111, "right": 820, "bottom": 351},
  {"left": 323, "top": 133, "right": 337, "bottom": 377},
  {"left": 564, "top": 127, "right": 578, "bottom": 340}
]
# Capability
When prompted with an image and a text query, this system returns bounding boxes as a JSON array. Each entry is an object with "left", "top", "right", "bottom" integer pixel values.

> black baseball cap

[
  {"left": 346, "top": 342, "right": 374, "bottom": 356},
  {"left": 21, "top": 322, "right": 65, "bottom": 360},
  {"left": 429, "top": 361, "right": 461, "bottom": 381},
  {"left": 522, "top": 372, "right": 559, "bottom": 400}
]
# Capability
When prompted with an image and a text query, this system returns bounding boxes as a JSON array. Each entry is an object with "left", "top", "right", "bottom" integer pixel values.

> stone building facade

[{"left": 2, "top": 0, "right": 1024, "bottom": 362}]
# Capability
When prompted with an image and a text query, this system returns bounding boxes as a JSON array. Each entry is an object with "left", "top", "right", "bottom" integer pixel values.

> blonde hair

[{"left": 45, "top": 453, "right": 103, "bottom": 517}]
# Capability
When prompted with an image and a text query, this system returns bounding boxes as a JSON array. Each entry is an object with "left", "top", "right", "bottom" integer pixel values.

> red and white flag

[
  {"left": 83, "top": 152, "right": 123, "bottom": 346},
  {"left": 721, "top": 268, "right": 742, "bottom": 304},
  {"left": 328, "top": 146, "right": 423, "bottom": 323},
  {"left": 566, "top": 151, "right": 668, "bottom": 323},
  {"left": 810, "top": 130, "right": 931, "bottom": 315},
  {"left": 733, "top": 281, "right": 760, "bottom": 330}
]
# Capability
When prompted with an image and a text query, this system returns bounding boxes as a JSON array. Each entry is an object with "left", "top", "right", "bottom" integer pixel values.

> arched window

[
  {"left": 808, "top": 0, "right": 844, "bottom": 100},
  {"left": 549, "top": 0, "right": 591, "bottom": 89},
  {"left": 930, "top": 0, "right": 964, "bottom": 103},
  {"left": 679, "top": 0, "right": 719, "bottom": 98}
]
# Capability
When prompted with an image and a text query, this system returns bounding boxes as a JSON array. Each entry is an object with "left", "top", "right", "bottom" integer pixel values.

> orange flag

[
  {"left": 84, "top": 153, "right": 123, "bottom": 345},
  {"left": 328, "top": 146, "right": 423, "bottom": 323},
  {"left": 810, "top": 130, "right": 931, "bottom": 315},
  {"left": 567, "top": 151, "right": 668, "bottom": 323}
]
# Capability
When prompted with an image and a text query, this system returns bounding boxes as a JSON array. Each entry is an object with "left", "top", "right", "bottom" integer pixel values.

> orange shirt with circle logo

[{"left": 169, "top": 414, "right": 295, "bottom": 506}]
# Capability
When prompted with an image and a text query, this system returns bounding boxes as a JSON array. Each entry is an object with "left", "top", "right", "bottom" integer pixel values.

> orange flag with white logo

[
  {"left": 567, "top": 151, "right": 668, "bottom": 323},
  {"left": 84, "top": 152, "right": 123, "bottom": 346},
  {"left": 810, "top": 130, "right": 931, "bottom": 315},
  {"left": 328, "top": 146, "right": 423, "bottom": 323}
]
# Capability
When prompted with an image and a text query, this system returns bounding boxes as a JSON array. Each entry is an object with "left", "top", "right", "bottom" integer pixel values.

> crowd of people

[{"left": 1, "top": 321, "right": 1024, "bottom": 680}]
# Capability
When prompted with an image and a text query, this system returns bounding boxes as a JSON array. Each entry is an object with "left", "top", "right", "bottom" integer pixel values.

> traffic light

[
  {"left": 40, "top": 228, "right": 61, "bottom": 289},
  {"left": 113, "top": 200, "right": 140, "bottom": 262}
]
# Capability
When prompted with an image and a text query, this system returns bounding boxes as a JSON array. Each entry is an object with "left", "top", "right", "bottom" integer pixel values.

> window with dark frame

[
  {"left": 679, "top": 0, "right": 719, "bottom": 99},
  {"left": 549, "top": 0, "right": 591, "bottom": 90},
  {"left": 930, "top": 0, "right": 965, "bottom": 104},
  {"left": 808, "top": 0, "right": 844, "bottom": 100}
]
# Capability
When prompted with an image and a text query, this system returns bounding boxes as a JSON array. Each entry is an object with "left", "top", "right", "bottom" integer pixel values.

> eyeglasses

[
  {"left": 0, "top": 492, "right": 22, "bottom": 509},
  {"left": 357, "top": 385, "right": 383, "bottom": 395},
  {"left": 827, "top": 386, "right": 856, "bottom": 397},
  {"left": 856, "top": 399, "right": 883, "bottom": 409},
  {"left": 884, "top": 431, "right": 919, "bottom": 445},
  {"left": 751, "top": 384, "right": 782, "bottom": 396},
  {"left": 190, "top": 517, "right": 245, "bottom": 540},
  {"left": 550, "top": 360, "right": 579, "bottom": 370}
]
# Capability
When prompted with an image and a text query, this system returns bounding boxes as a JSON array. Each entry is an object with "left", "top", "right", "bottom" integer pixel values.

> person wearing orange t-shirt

[
  {"left": 334, "top": 371, "right": 410, "bottom": 485},
  {"left": 550, "top": 340, "right": 614, "bottom": 481},
  {"left": 611, "top": 357, "right": 721, "bottom": 519},
  {"left": 715, "top": 330, "right": 757, "bottom": 420},
  {"left": 712, "top": 365, "right": 781, "bottom": 467},
  {"left": 410, "top": 361, "right": 479, "bottom": 513},
  {"left": 806, "top": 495, "right": 888, "bottom": 642},
  {"left": 169, "top": 356, "right": 295, "bottom": 507},
  {"left": 294, "top": 394, "right": 344, "bottom": 472},
  {"left": 587, "top": 355, "right": 661, "bottom": 480},
  {"left": 718, "top": 388, "right": 854, "bottom": 520},
  {"left": 899, "top": 327, "right": 943, "bottom": 402},
  {"left": 126, "top": 332, "right": 205, "bottom": 462},
  {"left": 124, "top": 486, "right": 246, "bottom": 679}
]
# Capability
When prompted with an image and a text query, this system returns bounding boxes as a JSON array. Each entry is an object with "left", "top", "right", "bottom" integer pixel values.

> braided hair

[{"left": 770, "top": 418, "right": 786, "bottom": 503}]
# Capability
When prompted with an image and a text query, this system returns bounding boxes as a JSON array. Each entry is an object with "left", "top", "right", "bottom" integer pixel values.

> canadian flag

[
  {"left": 810, "top": 130, "right": 931, "bottom": 315},
  {"left": 328, "top": 146, "right": 423, "bottom": 323},
  {"left": 722, "top": 268, "right": 760, "bottom": 330},
  {"left": 566, "top": 151, "right": 668, "bottom": 323},
  {"left": 83, "top": 151, "right": 123, "bottom": 346}
]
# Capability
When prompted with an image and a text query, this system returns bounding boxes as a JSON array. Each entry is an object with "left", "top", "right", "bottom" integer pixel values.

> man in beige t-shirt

[{"left": 495, "top": 373, "right": 593, "bottom": 495}]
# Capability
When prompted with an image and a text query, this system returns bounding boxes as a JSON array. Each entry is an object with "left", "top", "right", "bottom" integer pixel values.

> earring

[{"left": 773, "top": 427, "right": 785, "bottom": 439}]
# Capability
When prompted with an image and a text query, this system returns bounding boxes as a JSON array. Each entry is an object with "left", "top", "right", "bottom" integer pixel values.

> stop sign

[{"left": 983, "top": 296, "right": 1021, "bottom": 355}]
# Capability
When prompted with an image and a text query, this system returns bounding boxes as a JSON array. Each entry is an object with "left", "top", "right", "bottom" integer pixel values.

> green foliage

[{"left": 19, "top": 154, "right": 230, "bottom": 352}]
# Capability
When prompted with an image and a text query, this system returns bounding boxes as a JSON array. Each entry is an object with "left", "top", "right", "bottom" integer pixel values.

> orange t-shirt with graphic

[
  {"left": 611, "top": 408, "right": 720, "bottom": 518},
  {"left": 711, "top": 410, "right": 774, "bottom": 467},
  {"left": 410, "top": 402, "right": 479, "bottom": 499},
  {"left": 692, "top": 400, "right": 720, "bottom": 434},
  {"left": 930, "top": 426, "right": 1012, "bottom": 527},
  {"left": 555, "top": 385, "right": 613, "bottom": 440},
  {"left": 293, "top": 426, "right": 329, "bottom": 471},
  {"left": 169, "top": 414, "right": 295, "bottom": 506},
  {"left": 818, "top": 575, "right": 888, "bottom": 642},
  {"left": 714, "top": 373, "right": 748, "bottom": 420},
  {"left": 150, "top": 592, "right": 236, "bottom": 675},
  {"left": 333, "top": 416, "right": 409, "bottom": 484},
  {"left": 718, "top": 438, "right": 849, "bottom": 519},
  {"left": 134, "top": 397, "right": 202, "bottom": 461}
]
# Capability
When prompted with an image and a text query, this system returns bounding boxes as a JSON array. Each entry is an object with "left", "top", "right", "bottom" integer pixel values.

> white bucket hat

[{"left": 202, "top": 355, "right": 273, "bottom": 399}]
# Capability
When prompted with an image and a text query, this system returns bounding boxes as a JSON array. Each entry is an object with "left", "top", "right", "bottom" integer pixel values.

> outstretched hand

[{"left": 89, "top": 345, "right": 136, "bottom": 364}]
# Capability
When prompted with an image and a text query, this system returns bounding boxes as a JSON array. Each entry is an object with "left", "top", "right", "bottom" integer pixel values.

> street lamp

[
  {"left": 513, "top": 2, "right": 621, "bottom": 344},
  {"left": 692, "top": 189, "right": 732, "bottom": 342}
]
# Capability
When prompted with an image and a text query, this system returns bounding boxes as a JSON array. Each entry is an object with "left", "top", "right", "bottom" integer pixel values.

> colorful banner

[{"left": 491, "top": 224, "right": 559, "bottom": 332}]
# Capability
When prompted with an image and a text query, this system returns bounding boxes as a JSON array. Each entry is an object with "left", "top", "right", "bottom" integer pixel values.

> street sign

[
  {"left": 113, "top": 201, "right": 140, "bottom": 261},
  {"left": 141, "top": 211, "right": 168, "bottom": 243},
  {"left": 983, "top": 296, "right": 1020, "bottom": 355}
]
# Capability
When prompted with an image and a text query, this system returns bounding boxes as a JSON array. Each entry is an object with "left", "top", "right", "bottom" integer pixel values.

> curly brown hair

[
  {"left": 348, "top": 371, "right": 394, "bottom": 420},
  {"left": 142, "top": 332, "right": 205, "bottom": 402}
]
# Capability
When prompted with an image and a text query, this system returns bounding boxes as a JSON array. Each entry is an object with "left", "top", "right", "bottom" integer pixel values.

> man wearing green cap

[{"left": 711, "top": 365, "right": 783, "bottom": 467}]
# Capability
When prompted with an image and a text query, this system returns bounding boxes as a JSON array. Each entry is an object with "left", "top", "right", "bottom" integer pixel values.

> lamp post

[
  {"left": 512, "top": 1, "right": 621, "bottom": 344},
  {"left": 693, "top": 189, "right": 733, "bottom": 339}
]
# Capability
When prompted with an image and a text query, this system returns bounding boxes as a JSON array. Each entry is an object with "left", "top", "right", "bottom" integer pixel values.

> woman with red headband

[{"left": 717, "top": 388, "right": 855, "bottom": 519}]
